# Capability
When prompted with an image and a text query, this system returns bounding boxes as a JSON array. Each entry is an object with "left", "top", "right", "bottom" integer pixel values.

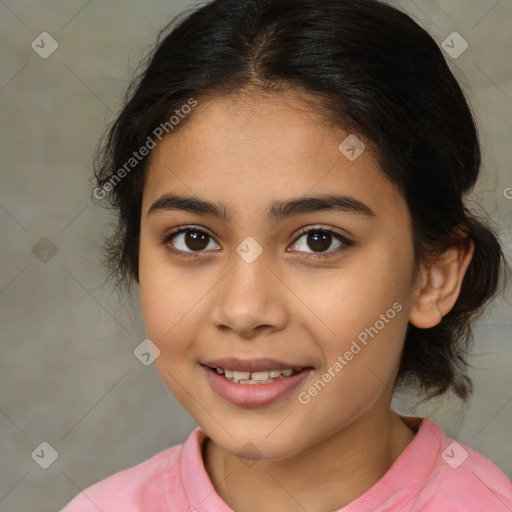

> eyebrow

[{"left": 147, "top": 193, "right": 375, "bottom": 223}]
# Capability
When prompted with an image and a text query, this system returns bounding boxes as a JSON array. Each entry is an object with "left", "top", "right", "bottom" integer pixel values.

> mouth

[
  {"left": 202, "top": 357, "right": 313, "bottom": 384},
  {"left": 201, "top": 358, "right": 314, "bottom": 406},
  {"left": 205, "top": 365, "right": 306, "bottom": 385}
]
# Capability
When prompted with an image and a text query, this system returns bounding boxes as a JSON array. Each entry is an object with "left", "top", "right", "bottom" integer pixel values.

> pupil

[
  {"left": 186, "top": 231, "right": 209, "bottom": 251},
  {"left": 307, "top": 231, "right": 331, "bottom": 252}
]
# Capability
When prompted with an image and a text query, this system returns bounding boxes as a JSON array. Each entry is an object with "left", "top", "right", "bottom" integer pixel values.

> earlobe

[{"left": 409, "top": 240, "right": 475, "bottom": 329}]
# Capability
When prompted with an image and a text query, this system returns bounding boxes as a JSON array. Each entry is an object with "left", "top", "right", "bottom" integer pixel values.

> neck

[{"left": 203, "top": 407, "right": 416, "bottom": 512}]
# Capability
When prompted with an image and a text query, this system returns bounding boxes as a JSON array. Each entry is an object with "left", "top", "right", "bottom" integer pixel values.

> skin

[{"left": 138, "top": 88, "right": 474, "bottom": 511}]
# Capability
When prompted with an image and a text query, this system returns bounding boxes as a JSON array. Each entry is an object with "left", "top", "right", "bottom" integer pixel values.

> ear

[{"left": 409, "top": 240, "right": 475, "bottom": 329}]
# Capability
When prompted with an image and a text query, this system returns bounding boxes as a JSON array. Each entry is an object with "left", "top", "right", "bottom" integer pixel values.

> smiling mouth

[{"left": 206, "top": 366, "right": 307, "bottom": 385}]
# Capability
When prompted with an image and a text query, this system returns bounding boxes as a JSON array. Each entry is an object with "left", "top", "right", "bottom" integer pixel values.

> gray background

[{"left": 0, "top": 1, "right": 511, "bottom": 510}]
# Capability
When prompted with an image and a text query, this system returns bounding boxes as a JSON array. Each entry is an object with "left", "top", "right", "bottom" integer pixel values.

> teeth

[
  {"left": 233, "top": 371, "right": 251, "bottom": 381},
  {"left": 250, "top": 371, "right": 270, "bottom": 381},
  {"left": 213, "top": 367, "right": 301, "bottom": 383}
]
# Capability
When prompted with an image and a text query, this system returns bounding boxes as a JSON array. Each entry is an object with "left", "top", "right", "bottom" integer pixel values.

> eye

[
  {"left": 163, "top": 225, "right": 220, "bottom": 258},
  {"left": 162, "top": 225, "right": 352, "bottom": 260},
  {"left": 288, "top": 226, "right": 352, "bottom": 259}
]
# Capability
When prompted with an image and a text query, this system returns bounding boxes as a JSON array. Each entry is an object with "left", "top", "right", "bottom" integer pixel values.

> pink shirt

[{"left": 60, "top": 416, "right": 512, "bottom": 511}]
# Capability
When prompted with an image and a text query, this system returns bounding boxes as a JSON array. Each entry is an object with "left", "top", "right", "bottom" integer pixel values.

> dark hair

[{"left": 94, "top": 0, "right": 506, "bottom": 400}]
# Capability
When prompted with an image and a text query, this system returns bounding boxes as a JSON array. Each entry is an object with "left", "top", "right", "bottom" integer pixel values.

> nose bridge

[
  {"left": 225, "top": 241, "right": 271, "bottom": 309},
  {"left": 212, "top": 238, "right": 286, "bottom": 334}
]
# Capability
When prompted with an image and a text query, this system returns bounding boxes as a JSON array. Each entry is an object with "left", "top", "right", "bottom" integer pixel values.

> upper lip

[{"left": 202, "top": 358, "right": 311, "bottom": 372}]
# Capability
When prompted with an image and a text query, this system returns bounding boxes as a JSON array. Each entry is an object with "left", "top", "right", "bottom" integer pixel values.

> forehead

[
  {"left": 166, "top": 89, "right": 343, "bottom": 160},
  {"left": 142, "top": 90, "right": 405, "bottom": 224}
]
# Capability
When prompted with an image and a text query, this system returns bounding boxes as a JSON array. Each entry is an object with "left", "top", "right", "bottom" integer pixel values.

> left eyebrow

[
  {"left": 267, "top": 194, "right": 375, "bottom": 223},
  {"left": 147, "top": 193, "right": 376, "bottom": 223}
]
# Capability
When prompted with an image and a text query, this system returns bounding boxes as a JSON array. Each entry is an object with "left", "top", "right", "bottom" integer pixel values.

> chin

[{"left": 206, "top": 424, "right": 311, "bottom": 462}]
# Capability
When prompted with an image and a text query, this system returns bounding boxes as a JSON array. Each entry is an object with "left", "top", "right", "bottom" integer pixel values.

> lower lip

[{"left": 203, "top": 366, "right": 313, "bottom": 406}]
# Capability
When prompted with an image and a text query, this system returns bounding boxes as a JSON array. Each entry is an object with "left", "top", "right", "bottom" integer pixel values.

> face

[{"left": 138, "top": 89, "right": 417, "bottom": 460}]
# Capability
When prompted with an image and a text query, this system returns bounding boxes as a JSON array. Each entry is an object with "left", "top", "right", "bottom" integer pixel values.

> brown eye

[
  {"left": 290, "top": 227, "right": 352, "bottom": 258},
  {"left": 306, "top": 231, "right": 333, "bottom": 252},
  {"left": 164, "top": 227, "right": 220, "bottom": 255},
  {"left": 183, "top": 230, "right": 209, "bottom": 251}
]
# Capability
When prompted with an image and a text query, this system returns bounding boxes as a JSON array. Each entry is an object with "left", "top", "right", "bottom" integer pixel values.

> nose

[{"left": 210, "top": 251, "right": 288, "bottom": 339}]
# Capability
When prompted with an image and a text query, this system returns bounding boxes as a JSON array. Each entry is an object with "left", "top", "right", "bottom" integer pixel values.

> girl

[{"left": 61, "top": 0, "right": 512, "bottom": 510}]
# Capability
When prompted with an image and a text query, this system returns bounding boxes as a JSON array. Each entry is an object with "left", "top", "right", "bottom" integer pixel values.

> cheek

[
  {"left": 299, "top": 245, "right": 412, "bottom": 341},
  {"left": 138, "top": 236, "right": 215, "bottom": 370},
  {"left": 138, "top": 253, "right": 201, "bottom": 402},
  {"left": 297, "top": 304, "right": 408, "bottom": 440},
  {"left": 296, "top": 242, "right": 413, "bottom": 397},
  {"left": 139, "top": 236, "right": 187, "bottom": 347}
]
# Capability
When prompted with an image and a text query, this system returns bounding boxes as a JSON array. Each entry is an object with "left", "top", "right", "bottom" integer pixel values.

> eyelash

[{"left": 161, "top": 225, "right": 353, "bottom": 261}]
